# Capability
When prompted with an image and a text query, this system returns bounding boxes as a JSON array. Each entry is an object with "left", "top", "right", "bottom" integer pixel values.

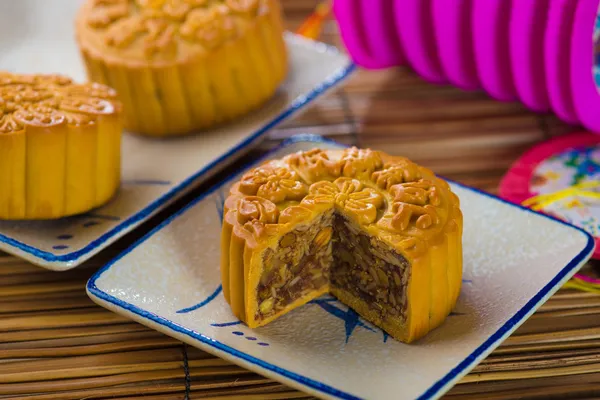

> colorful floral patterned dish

[{"left": 500, "top": 131, "right": 600, "bottom": 259}]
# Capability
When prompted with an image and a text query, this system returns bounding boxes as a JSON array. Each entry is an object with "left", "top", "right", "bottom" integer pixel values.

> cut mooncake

[
  {"left": 0, "top": 71, "right": 122, "bottom": 220},
  {"left": 221, "top": 147, "right": 463, "bottom": 343},
  {"left": 75, "top": 0, "right": 288, "bottom": 137}
]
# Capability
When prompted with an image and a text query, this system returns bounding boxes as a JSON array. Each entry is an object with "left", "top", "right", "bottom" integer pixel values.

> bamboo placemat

[{"left": 2, "top": 1, "right": 600, "bottom": 399}]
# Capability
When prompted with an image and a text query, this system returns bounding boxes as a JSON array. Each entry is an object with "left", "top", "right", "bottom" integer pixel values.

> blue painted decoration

[
  {"left": 309, "top": 297, "right": 375, "bottom": 343},
  {"left": 382, "top": 332, "right": 389, "bottom": 343},
  {"left": 215, "top": 190, "right": 226, "bottom": 224},
  {"left": 211, "top": 321, "right": 243, "bottom": 327},
  {"left": 227, "top": 329, "right": 269, "bottom": 346},
  {"left": 176, "top": 285, "right": 223, "bottom": 314},
  {"left": 563, "top": 147, "right": 600, "bottom": 185}
]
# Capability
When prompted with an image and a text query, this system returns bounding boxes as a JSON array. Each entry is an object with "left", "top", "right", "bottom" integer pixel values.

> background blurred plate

[
  {"left": 0, "top": 0, "right": 354, "bottom": 270},
  {"left": 88, "top": 135, "right": 594, "bottom": 400}
]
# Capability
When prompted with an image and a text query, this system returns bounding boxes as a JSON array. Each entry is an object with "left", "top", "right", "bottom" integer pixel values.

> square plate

[
  {"left": 0, "top": 0, "right": 354, "bottom": 270},
  {"left": 87, "top": 135, "right": 595, "bottom": 400}
]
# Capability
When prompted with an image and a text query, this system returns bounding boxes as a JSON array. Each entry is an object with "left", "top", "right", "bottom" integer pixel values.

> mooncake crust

[
  {"left": 0, "top": 71, "right": 122, "bottom": 220},
  {"left": 75, "top": 0, "right": 288, "bottom": 136},
  {"left": 221, "top": 147, "right": 463, "bottom": 343},
  {"left": 76, "top": 0, "right": 272, "bottom": 66}
]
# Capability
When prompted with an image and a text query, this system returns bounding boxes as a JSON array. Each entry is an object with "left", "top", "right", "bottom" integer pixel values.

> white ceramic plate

[
  {"left": 87, "top": 135, "right": 595, "bottom": 400},
  {"left": 0, "top": 0, "right": 354, "bottom": 270}
]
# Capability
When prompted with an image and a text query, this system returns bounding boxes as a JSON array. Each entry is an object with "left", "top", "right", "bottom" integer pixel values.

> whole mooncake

[
  {"left": 75, "top": 0, "right": 288, "bottom": 137},
  {"left": 0, "top": 72, "right": 122, "bottom": 220},
  {"left": 221, "top": 147, "right": 463, "bottom": 343}
]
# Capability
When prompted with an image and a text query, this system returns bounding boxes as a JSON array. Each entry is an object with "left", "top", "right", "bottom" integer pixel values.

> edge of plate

[
  {"left": 0, "top": 34, "right": 356, "bottom": 269},
  {"left": 87, "top": 134, "right": 596, "bottom": 400}
]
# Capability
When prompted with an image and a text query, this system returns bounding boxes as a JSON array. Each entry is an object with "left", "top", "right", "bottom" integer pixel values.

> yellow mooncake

[
  {"left": 0, "top": 72, "right": 122, "bottom": 220},
  {"left": 221, "top": 147, "right": 463, "bottom": 343},
  {"left": 75, "top": 0, "right": 288, "bottom": 137}
]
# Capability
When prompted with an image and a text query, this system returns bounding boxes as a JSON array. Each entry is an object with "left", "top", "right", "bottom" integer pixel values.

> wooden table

[{"left": 2, "top": 2, "right": 600, "bottom": 399}]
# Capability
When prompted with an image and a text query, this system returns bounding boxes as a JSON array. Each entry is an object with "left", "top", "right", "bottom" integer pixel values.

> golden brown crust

[
  {"left": 75, "top": 0, "right": 287, "bottom": 137},
  {"left": 0, "top": 72, "right": 121, "bottom": 133},
  {"left": 225, "top": 147, "right": 461, "bottom": 259},
  {"left": 76, "top": 0, "right": 271, "bottom": 67},
  {"left": 0, "top": 71, "right": 122, "bottom": 220}
]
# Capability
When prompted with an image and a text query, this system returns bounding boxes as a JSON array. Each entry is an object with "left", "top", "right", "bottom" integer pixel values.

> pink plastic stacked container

[{"left": 333, "top": 0, "right": 600, "bottom": 133}]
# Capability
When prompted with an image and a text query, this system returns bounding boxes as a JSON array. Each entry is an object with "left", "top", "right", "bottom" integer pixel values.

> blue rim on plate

[
  {"left": 0, "top": 36, "right": 356, "bottom": 266},
  {"left": 87, "top": 134, "right": 595, "bottom": 400}
]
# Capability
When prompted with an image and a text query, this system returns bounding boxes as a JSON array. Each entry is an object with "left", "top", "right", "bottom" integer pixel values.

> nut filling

[
  {"left": 256, "top": 212, "right": 334, "bottom": 320},
  {"left": 255, "top": 211, "right": 410, "bottom": 323},
  {"left": 331, "top": 214, "right": 410, "bottom": 321}
]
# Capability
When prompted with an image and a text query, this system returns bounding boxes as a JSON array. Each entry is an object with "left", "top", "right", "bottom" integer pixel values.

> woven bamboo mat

[{"left": 2, "top": 1, "right": 600, "bottom": 399}]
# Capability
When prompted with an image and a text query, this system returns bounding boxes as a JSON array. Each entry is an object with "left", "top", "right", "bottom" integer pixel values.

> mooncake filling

[
  {"left": 256, "top": 211, "right": 333, "bottom": 321},
  {"left": 330, "top": 214, "right": 409, "bottom": 322},
  {"left": 255, "top": 210, "right": 411, "bottom": 324}
]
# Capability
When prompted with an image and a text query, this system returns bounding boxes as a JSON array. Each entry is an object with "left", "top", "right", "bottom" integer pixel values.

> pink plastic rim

[
  {"left": 393, "top": 0, "right": 446, "bottom": 83},
  {"left": 544, "top": 0, "right": 579, "bottom": 124},
  {"left": 472, "top": 0, "right": 517, "bottom": 101},
  {"left": 333, "top": 0, "right": 380, "bottom": 69},
  {"left": 360, "top": 0, "right": 406, "bottom": 67},
  {"left": 432, "top": 0, "right": 480, "bottom": 90},
  {"left": 499, "top": 132, "right": 600, "bottom": 259},
  {"left": 571, "top": 0, "right": 600, "bottom": 133},
  {"left": 509, "top": 0, "right": 551, "bottom": 112},
  {"left": 333, "top": 0, "right": 405, "bottom": 69}
]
